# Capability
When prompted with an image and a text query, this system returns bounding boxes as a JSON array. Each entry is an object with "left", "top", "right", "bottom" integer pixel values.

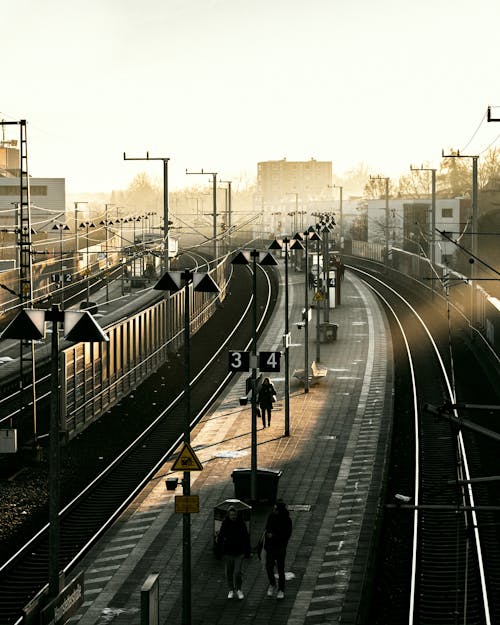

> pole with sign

[
  {"left": 154, "top": 269, "right": 218, "bottom": 625},
  {"left": 230, "top": 250, "right": 277, "bottom": 500}
]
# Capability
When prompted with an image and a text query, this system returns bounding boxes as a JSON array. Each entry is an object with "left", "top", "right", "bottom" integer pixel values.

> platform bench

[{"left": 293, "top": 361, "right": 328, "bottom": 385}]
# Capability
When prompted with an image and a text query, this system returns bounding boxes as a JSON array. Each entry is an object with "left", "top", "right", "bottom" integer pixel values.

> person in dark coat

[
  {"left": 258, "top": 377, "right": 276, "bottom": 428},
  {"left": 264, "top": 499, "right": 292, "bottom": 599},
  {"left": 217, "top": 506, "right": 251, "bottom": 600}
]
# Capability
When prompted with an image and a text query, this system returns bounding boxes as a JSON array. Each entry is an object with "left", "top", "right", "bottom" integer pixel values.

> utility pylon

[
  {"left": 369, "top": 175, "right": 390, "bottom": 264},
  {"left": 219, "top": 180, "right": 232, "bottom": 253},
  {"left": 186, "top": 169, "right": 218, "bottom": 263},
  {"left": 410, "top": 165, "right": 437, "bottom": 295},
  {"left": 1, "top": 119, "right": 37, "bottom": 450},
  {"left": 123, "top": 153, "right": 171, "bottom": 272},
  {"left": 442, "top": 149, "right": 479, "bottom": 330}
]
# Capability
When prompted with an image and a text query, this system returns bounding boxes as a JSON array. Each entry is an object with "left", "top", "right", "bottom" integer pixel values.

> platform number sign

[
  {"left": 228, "top": 350, "right": 250, "bottom": 372},
  {"left": 258, "top": 351, "right": 281, "bottom": 372}
]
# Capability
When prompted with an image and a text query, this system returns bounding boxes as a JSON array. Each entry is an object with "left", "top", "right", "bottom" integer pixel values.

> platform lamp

[
  {"left": 1, "top": 306, "right": 109, "bottom": 602},
  {"left": 51, "top": 223, "right": 70, "bottom": 308},
  {"left": 154, "top": 268, "right": 219, "bottom": 625},
  {"left": 302, "top": 227, "right": 321, "bottom": 392},
  {"left": 320, "top": 221, "right": 334, "bottom": 322},
  {"left": 231, "top": 250, "right": 278, "bottom": 501},
  {"left": 78, "top": 221, "right": 96, "bottom": 305},
  {"left": 268, "top": 237, "right": 304, "bottom": 436}
]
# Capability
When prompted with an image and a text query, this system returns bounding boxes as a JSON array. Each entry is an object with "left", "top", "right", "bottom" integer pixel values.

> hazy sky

[{"left": 3, "top": 0, "right": 500, "bottom": 195}]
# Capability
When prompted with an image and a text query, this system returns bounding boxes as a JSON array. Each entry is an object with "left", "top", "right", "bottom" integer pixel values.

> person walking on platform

[
  {"left": 217, "top": 506, "right": 251, "bottom": 600},
  {"left": 264, "top": 499, "right": 292, "bottom": 599},
  {"left": 259, "top": 377, "right": 276, "bottom": 428}
]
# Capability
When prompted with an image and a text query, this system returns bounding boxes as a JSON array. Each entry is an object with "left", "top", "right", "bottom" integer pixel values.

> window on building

[{"left": 441, "top": 207, "right": 453, "bottom": 218}]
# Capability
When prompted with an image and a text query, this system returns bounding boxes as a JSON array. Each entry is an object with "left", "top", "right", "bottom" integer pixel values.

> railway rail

[
  {"left": 0, "top": 251, "right": 214, "bottom": 451},
  {"left": 351, "top": 264, "right": 500, "bottom": 625},
  {"left": 0, "top": 261, "right": 277, "bottom": 625}
]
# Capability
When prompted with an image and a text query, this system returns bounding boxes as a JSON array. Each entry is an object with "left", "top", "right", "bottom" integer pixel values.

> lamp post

[
  {"left": 219, "top": 180, "right": 232, "bottom": 253},
  {"left": 154, "top": 268, "right": 219, "bottom": 625},
  {"left": 286, "top": 192, "right": 299, "bottom": 233},
  {"left": 99, "top": 211, "right": 113, "bottom": 303},
  {"left": 73, "top": 202, "right": 88, "bottom": 276},
  {"left": 320, "top": 222, "right": 334, "bottom": 322},
  {"left": 303, "top": 227, "right": 321, "bottom": 393},
  {"left": 51, "top": 223, "right": 70, "bottom": 308},
  {"left": 78, "top": 221, "right": 96, "bottom": 305},
  {"left": 1, "top": 306, "right": 109, "bottom": 601},
  {"left": 314, "top": 224, "right": 323, "bottom": 362},
  {"left": 329, "top": 184, "right": 343, "bottom": 247},
  {"left": 269, "top": 237, "right": 304, "bottom": 436},
  {"left": 115, "top": 217, "right": 128, "bottom": 296},
  {"left": 231, "top": 249, "right": 277, "bottom": 500}
]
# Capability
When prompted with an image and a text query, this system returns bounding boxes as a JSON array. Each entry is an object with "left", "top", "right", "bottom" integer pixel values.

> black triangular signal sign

[
  {"left": 1, "top": 309, "right": 45, "bottom": 340},
  {"left": 64, "top": 312, "right": 109, "bottom": 343}
]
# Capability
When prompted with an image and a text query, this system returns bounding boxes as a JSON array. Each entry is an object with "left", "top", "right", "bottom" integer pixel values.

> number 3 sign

[{"left": 228, "top": 350, "right": 250, "bottom": 372}]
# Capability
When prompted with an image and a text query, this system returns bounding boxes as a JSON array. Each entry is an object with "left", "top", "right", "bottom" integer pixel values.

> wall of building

[
  {"left": 367, "top": 198, "right": 468, "bottom": 265},
  {"left": 0, "top": 177, "right": 66, "bottom": 230}
]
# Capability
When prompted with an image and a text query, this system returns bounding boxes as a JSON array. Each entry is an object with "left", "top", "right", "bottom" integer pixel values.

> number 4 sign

[{"left": 258, "top": 351, "right": 281, "bottom": 372}]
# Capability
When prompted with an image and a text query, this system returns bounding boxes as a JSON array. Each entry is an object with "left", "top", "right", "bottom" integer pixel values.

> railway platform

[{"left": 68, "top": 267, "right": 393, "bottom": 625}]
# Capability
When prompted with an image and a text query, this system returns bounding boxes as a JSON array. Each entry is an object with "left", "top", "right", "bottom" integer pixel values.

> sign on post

[
  {"left": 258, "top": 351, "right": 281, "bottom": 372},
  {"left": 171, "top": 442, "right": 203, "bottom": 471},
  {"left": 228, "top": 350, "right": 250, "bottom": 372},
  {"left": 175, "top": 495, "right": 200, "bottom": 514}
]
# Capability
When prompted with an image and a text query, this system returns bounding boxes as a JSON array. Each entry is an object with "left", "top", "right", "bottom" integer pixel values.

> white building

[{"left": 367, "top": 197, "right": 471, "bottom": 265}]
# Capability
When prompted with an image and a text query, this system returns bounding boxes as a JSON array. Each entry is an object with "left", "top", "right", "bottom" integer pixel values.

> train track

[
  {"left": 0, "top": 262, "right": 278, "bottom": 625},
  {"left": 0, "top": 251, "right": 207, "bottom": 445},
  {"left": 351, "top": 264, "right": 500, "bottom": 625}
]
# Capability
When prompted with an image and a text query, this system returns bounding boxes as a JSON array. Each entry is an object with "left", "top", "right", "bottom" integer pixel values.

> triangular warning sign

[{"left": 172, "top": 442, "right": 203, "bottom": 471}]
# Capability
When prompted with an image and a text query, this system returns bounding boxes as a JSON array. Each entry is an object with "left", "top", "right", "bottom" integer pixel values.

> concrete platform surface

[{"left": 68, "top": 267, "right": 393, "bottom": 625}]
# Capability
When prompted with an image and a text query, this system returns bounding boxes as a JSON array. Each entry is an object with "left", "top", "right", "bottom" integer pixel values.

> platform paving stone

[{"left": 68, "top": 266, "right": 393, "bottom": 625}]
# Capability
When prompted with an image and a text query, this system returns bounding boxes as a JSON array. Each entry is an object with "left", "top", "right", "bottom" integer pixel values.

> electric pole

[
  {"left": 186, "top": 169, "right": 218, "bottom": 263},
  {"left": 410, "top": 165, "right": 436, "bottom": 296},
  {"left": 369, "top": 175, "right": 390, "bottom": 264},
  {"left": 219, "top": 180, "right": 232, "bottom": 253},
  {"left": 442, "top": 149, "right": 478, "bottom": 330},
  {"left": 123, "top": 153, "right": 171, "bottom": 273},
  {"left": 1, "top": 120, "right": 37, "bottom": 450}
]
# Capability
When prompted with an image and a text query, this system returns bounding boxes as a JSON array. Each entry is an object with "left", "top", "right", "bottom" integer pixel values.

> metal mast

[{"left": 1, "top": 119, "right": 37, "bottom": 446}]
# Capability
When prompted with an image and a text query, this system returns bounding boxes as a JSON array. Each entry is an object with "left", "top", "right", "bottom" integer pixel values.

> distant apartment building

[
  {"left": 256, "top": 158, "right": 333, "bottom": 235},
  {"left": 257, "top": 158, "right": 332, "bottom": 204}
]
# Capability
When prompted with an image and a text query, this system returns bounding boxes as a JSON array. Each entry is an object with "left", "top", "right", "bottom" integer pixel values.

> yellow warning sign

[
  {"left": 313, "top": 290, "right": 324, "bottom": 302},
  {"left": 172, "top": 442, "right": 203, "bottom": 471},
  {"left": 175, "top": 495, "right": 200, "bottom": 514}
]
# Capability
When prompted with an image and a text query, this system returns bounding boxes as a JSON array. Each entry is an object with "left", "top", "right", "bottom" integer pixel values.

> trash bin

[
  {"left": 231, "top": 468, "right": 283, "bottom": 503},
  {"left": 213, "top": 498, "right": 252, "bottom": 557},
  {"left": 319, "top": 322, "right": 338, "bottom": 343}
]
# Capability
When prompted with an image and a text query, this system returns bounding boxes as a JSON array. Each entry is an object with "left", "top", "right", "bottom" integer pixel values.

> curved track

[
  {"left": 0, "top": 263, "right": 277, "bottom": 625},
  {"left": 350, "top": 265, "right": 500, "bottom": 625}
]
